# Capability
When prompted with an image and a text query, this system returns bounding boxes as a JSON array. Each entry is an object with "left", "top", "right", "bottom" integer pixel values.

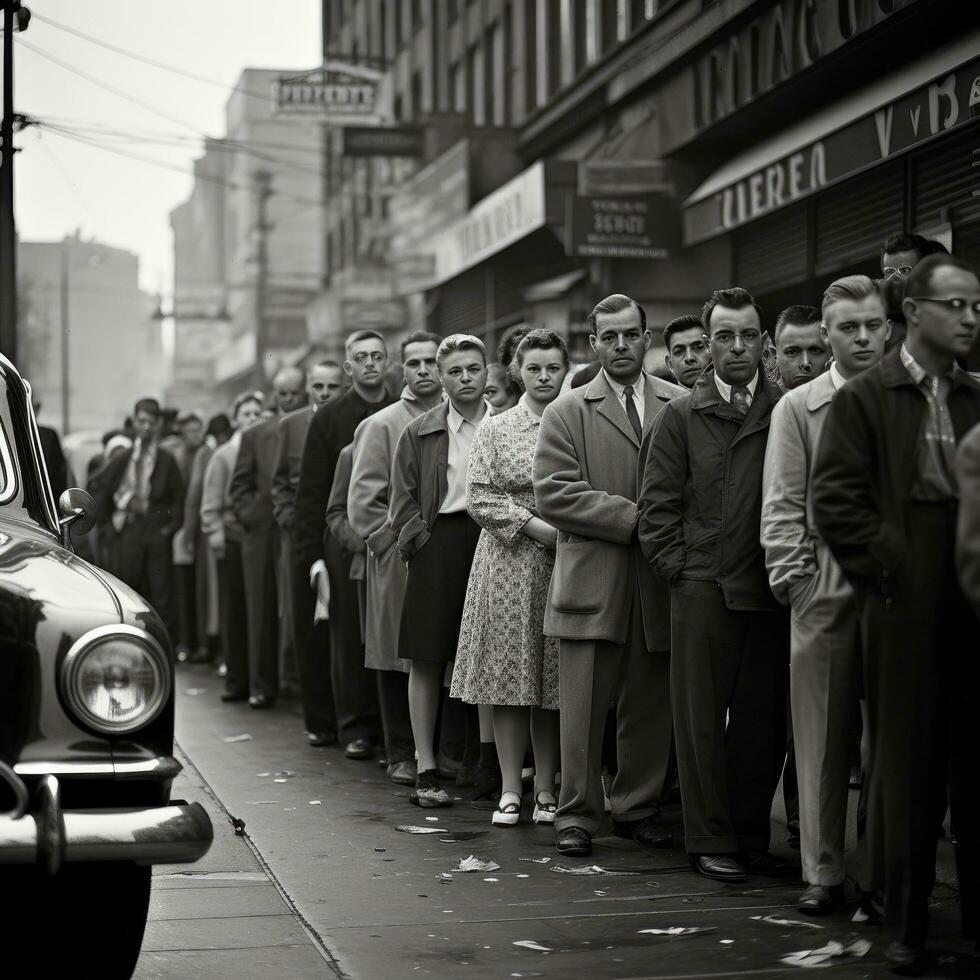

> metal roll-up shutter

[
  {"left": 912, "top": 122, "right": 980, "bottom": 230},
  {"left": 814, "top": 161, "right": 904, "bottom": 276},
  {"left": 432, "top": 267, "right": 487, "bottom": 336},
  {"left": 734, "top": 203, "right": 808, "bottom": 294}
]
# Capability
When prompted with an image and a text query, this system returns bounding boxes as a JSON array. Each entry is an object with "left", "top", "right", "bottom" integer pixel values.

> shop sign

[
  {"left": 567, "top": 194, "right": 680, "bottom": 259},
  {"left": 430, "top": 162, "right": 546, "bottom": 285},
  {"left": 343, "top": 126, "right": 422, "bottom": 157},
  {"left": 688, "top": 0, "right": 920, "bottom": 136},
  {"left": 273, "top": 61, "right": 385, "bottom": 124},
  {"left": 685, "top": 52, "right": 980, "bottom": 244}
]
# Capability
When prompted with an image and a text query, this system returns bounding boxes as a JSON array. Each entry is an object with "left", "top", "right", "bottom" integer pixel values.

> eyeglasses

[
  {"left": 883, "top": 265, "right": 914, "bottom": 278},
  {"left": 907, "top": 296, "right": 980, "bottom": 315},
  {"left": 353, "top": 351, "right": 386, "bottom": 364}
]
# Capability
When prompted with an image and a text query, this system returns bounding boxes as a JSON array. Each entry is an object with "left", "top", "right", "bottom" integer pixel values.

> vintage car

[{"left": 0, "top": 356, "right": 212, "bottom": 975}]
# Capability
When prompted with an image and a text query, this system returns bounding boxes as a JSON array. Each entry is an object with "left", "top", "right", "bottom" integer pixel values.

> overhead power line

[{"left": 29, "top": 10, "right": 279, "bottom": 105}]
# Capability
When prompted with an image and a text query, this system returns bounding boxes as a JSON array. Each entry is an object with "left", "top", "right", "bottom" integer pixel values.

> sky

[{"left": 12, "top": 0, "right": 322, "bottom": 296}]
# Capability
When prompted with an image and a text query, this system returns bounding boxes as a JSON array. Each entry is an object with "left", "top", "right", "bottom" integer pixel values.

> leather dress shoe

[
  {"left": 613, "top": 816, "right": 673, "bottom": 849},
  {"left": 221, "top": 689, "right": 248, "bottom": 703},
  {"left": 690, "top": 854, "right": 747, "bottom": 883},
  {"left": 344, "top": 738, "right": 374, "bottom": 760},
  {"left": 739, "top": 850, "right": 794, "bottom": 877},
  {"left": 797, "top": 883, "right": 844, "bottom": 915},
  {"left": 884, "top": 941, "right": 929, "bottom": 976},
  {"left": 306, "top": 731, "right": 337, "bottom": 748},
  {"left": 248, "top": 694, "right": 274, "bottom": 709},
  {"left": 387, "top": 760, "right": 417, "bottom": 785},
  {"left": 556, "top": 826, "right": 592, "bottom": 857}
]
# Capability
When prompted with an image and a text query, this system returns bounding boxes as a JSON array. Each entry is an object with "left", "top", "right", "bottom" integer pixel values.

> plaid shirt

[{"left": 900, "top": 344, "right": 959, "bottom": 501}]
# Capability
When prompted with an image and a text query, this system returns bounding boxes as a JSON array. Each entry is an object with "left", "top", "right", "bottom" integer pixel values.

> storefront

[{"left": 682, "top": 34, "right": 980, "bottom": 354}]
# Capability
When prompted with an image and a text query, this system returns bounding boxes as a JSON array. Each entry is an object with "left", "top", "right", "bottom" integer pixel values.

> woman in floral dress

[{"left": 452, "top": 329, "right": 569, "bottom": 827}]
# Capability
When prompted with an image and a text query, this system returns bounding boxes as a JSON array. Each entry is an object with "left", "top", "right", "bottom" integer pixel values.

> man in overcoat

[
  {"left": 348, "top": 332, "right": 444, "bottom": 784},
  {"left": 957, "top": 421, "right": 980, "bottom": 619},
  {"left": 533, "top": 293, "right": 683, "bottom": 858},
  {"left": 639, "top": 286, "right": 790, "bottom": 884},
  {"left": 811, "top": 254, "right": 980, "bottom": 972},
  {"left": 294, "top": 331, "right": 395, "bottom": 759},
  {"left": 272, "top": 361, "right": 346, "bottom": 746},
  {"left": 761, "top": 275, "right": 889, "bottom": 914}
]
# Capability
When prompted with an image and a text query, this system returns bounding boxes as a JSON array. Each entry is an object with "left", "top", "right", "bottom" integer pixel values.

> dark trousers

[
  {"left": 860, "top": 503, "right": 979, "bottom": 947},
  {"left": 290, "top": 545, "right": 337, "bottom": 737},
  {"left": 240, "top": 521, "right": 279, "bottom": 700},
  {"left": 325, "top": 538, "right": 380, "bottom": 744},
  {"left": 671, "top": 580, "right": 789, "bottom": 855},
  {"left": 217, "top": 539, "right": 249, "bottom": 697},
  {"left": 113, "top": 519, "right": 177, "bottom": 644},
  {"left": 174, "top": 563, "right": 199, "bottom": 653},
  {"left": 377, "top": 669, "right": 414, "bottom": 764}
]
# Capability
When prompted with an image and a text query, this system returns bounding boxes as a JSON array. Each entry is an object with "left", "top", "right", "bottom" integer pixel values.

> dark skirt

[{"left": 398, "top": 511, "right": 481, "bottom": 664}]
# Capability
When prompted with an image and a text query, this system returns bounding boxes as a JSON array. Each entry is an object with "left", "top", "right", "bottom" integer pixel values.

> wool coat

[
  {"left": 638, "top": 369, "right": 783, "bottom": 612},
  {"left": 271, "top": 404, "right": 315, "bottom": 532},
  {"left": 92, "top": 443, "right": 184, "bottom": 536},
  {"left": 811, "top": 347, "right": 980, "bottom": 594},
  {"left": 956, "top": 422, "right": 980, "bottom": 619},
  {"left": 532, "top": 370, "right": 683, "bottom": 649},
  {"left": 347, "top": 389, "right": 427, "bottom": 671}
]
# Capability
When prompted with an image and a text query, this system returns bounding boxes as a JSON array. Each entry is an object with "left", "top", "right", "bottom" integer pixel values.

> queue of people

[{"left": 83, "top": 237, "right": 980, "bottom": 976}]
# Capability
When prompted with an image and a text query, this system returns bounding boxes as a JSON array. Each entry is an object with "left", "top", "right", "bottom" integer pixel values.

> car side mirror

[{"left": 58, "top": 488, "right": 97, "bottom": 545}]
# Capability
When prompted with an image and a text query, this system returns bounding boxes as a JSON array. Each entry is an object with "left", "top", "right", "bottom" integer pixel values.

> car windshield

[{"left": 0, "top": 419, "right": 10, "bottom": 502}]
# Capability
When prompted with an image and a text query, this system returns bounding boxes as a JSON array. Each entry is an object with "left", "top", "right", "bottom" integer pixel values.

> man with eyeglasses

[
  {"left": 812, "top": 254, "right": 980, "bottom": 973},
  {"left": 639, "top": 287, "right": 790, "bottom": 884},
  {"left": 294, "top": 331, "right": 396, "bottom": 760}
]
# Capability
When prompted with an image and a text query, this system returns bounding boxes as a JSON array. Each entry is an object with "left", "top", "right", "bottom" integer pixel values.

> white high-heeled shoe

[
  {"left": 491, "top": 791, "right": 522, "bottom": 826},
  {"left": 532, "top": 792, "right": 557, "bottom": 825}
]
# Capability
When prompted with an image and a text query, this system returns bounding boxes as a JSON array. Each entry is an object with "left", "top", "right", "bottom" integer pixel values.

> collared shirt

[
  {"left": 714, "top": 370, "right": 760, "bottom": 407},
  {"left": 601, "top": 370, "right": 646, "bottom": 429},
  {"left": 900, "top": 343, "right": 959, "bottom": 501},
  {"left": 112, "top": 437, "right": 157, "bottom": 531},
  {"left": 828, "top": 362, "right": 847, "bottom": 392},
  {"left": 440, "top": 399, "right": 487, "bottom": 514}
]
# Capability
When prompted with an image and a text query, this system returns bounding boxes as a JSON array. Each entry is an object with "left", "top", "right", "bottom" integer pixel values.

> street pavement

[{"left": 140, "top": 662, "right": 978, "bottom": 980}]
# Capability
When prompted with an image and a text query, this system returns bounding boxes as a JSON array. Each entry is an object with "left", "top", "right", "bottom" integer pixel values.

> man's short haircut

[
  {"left": 903, "top": 253, "right": 977, "bottom": 300},
  {"left": 588, "top": 294, "right": 646, "bottom": 335},
  {"left": 663, "top": 314, "right": 704, "bottom": 350},
  {"left": 436, "top": 333, "right": 486, "bottom": 367},
  {"left": 774, "top": 304, "right": 822, "bottom": 341},
  {"left": 313, "top": 358, "right": 341, "bottom": 371},
  {"left": 881, "top": 232, "right": 929, "bottom": 260},
  {"left": 133, "top": 397, "right": 162, "bottom": 420},
  {"left": 821, "top": 275, "right": 881, "bottom": 314},
  {"left": 400, "top": 330, "right": 441, "bottom": 361},
  {"left": 514, "top": 327, "right": 569, "bottom": 367},
  {"left": 497, "top": 324, "right": 531, "bottom": 366},
  {"left": 344, "top": 329, "right": 387, "bottom": 358},
  {"left": 207, "top": 413, "right": 232, "bottom": 439},
  {"left": 176, "top": 410, "right": 204, "bottom": 427},
  {"left": 273, "top": 365, "right": 305, "bottom": 388},
  {"left": 231, "top": 389, "right": 263, "bottom": 419},
  {"left": 700, "top": 287, "right": 762, "bottom": 334}
]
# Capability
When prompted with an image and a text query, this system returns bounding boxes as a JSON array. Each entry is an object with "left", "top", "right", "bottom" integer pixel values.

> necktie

[
  {"left": 731, "top": 385, "right": 751, "bottom": 416},
  {"left": 623, "top": 385, "right": 642, "bottom": 439}
]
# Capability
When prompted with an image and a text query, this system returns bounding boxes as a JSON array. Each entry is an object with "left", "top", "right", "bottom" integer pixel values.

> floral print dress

[{"left": 451, "top": 397, "right": 559, "bottom": 709}]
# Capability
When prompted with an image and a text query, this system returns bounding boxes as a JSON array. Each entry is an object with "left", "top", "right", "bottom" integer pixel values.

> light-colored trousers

[{"left": 789, "top": 541, "right": 862, "bottom": 887}]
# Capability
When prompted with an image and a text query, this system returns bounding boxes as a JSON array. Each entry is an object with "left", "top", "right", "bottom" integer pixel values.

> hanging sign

[{"left": 273, "top": 61, "right": 385, "bottom": 124}]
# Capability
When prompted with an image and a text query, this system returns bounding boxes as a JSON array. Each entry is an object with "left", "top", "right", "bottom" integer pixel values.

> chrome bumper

[{"left": 0, "top": 767, "right": 213, "bottom": 874}]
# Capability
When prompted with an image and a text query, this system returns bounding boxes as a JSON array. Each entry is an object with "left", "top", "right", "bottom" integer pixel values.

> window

[
  {"left": 490, "top": 23, "right": 506, "bottom": 126},
  {"left": 451, "top": 60, "right": 467, "bottom": 113},
  {"left": 469, "top": 44, "right": 486, "bottom": 125}
]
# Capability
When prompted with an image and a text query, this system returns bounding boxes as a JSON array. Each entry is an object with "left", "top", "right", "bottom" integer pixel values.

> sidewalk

[
  {"left": 134, "top": 742, "right": 338, "bottom": 979},
  {"left": 163, "top": 662, "right": 977, "bottom": 979}
]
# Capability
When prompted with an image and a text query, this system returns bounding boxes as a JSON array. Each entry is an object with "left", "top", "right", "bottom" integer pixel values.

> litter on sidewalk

[
  {"left": 513, "top": 940, "right": 551, "bottom": 952},
  {"left": 550, "top": 864, "right": 640, "bottom": 876},
  {"left": 221, "top": 733, "right": 253, "bottom": 743},
  {"left": 639, "top": 927, "right": 716, "bottom": 937},
  {"left": 779, "top": 938, "right": 871, "bottom": 968},
  {"left": 452, "top": 855, "right": 501, "bottom": 873},
  {"left": 395, "top": 824, "right": 448, "bottom": 834},
  {"left": 751, "top": 914, "right": 825, "bottom": 930}
]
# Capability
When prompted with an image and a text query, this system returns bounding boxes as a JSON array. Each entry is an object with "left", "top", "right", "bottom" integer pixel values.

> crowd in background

[{"left": 48, "top": 230, "right": 980, "bottom": 977}]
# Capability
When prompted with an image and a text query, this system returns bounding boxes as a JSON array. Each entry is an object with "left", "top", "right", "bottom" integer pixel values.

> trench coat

[
  {"left": 957, "top": 422, "right": 980, "bottom": 619},
  {"left": 347, "top": 389, "right": 427, "bottom": 672},
  {"left": 532, "top": 370, "right": 683, "bottom": 649}
]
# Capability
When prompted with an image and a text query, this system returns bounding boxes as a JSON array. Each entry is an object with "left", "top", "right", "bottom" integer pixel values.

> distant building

[
  {"left": 18, "top": 233, "right": 162, "bottom": 436},
  {"left": 170, "top": 68, "right": 326, "bottom": 408}
]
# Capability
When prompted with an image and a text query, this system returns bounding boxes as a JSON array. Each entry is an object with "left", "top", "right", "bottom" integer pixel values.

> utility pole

[
  {"left": 59, "top": 238, "right": 70, "bottom": 434},
  {"left": 0, "top": 0, "right": 19, "bottom": 361},
  {"left": 253, "top": 170, "right": 272, "bottom": 380}
]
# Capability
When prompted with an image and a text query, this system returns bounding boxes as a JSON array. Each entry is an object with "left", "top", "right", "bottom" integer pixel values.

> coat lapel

[{"left": 588, "top": 370, "right": 640, "bottom": 448}]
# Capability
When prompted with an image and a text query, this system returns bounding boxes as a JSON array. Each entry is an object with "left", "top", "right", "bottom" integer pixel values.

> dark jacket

[
  {"left": 294, "top": 386, "right": 396, "bottom": 569},
  {"left": 811, "top": 347, "right": 980, "bottom": 595},
  {"left": 38, "top": 425, "right": 69, "bottom": 501},
  {"left": 388, "top": 401, "right": 451, "bottom": 563},
  {"left": 91, "top": 444, "right": 184, "bottom": 537},
  {"left": 271, "top": 405, "right": 315, "bottom": 531},
  {"left": 638, "top": 369, "right": 783, "bottom": 612},
  {"left": 229, "top": 418, "right": 280, "bottom": 532}
]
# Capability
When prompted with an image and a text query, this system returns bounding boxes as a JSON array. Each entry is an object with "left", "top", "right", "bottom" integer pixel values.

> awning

[
  {"left": 523, "top": 269, "right": 588, "bottom": 303},
  {"left": 683, "top": 33, "right": 980, "bottom": 245}
]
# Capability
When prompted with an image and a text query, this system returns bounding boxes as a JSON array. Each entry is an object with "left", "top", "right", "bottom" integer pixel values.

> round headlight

[{"left": 60, "top": 625, "right": 171, "bottom": 734}]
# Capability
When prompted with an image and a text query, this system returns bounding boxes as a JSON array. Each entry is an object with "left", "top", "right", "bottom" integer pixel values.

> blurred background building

[{"left": 148, "top": 0, "right": 980, "bottom": 415}]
